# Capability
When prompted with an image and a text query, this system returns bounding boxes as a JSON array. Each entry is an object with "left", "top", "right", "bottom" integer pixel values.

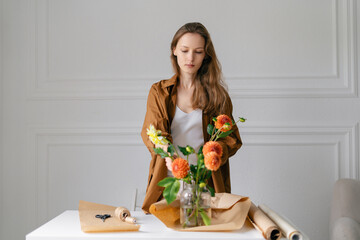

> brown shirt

[{"left": 141, "top": 74, "right": 242, "bottom": 213}]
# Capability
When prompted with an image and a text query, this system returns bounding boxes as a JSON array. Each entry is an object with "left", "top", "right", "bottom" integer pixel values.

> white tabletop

[{"left": 26, "top": 210, "right": 266, "bottom": 240}]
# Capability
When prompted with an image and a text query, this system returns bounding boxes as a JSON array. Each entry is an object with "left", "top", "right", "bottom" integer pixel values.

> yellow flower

[{"left": 147, "top": 124, "right": 168, "bottom": 145}]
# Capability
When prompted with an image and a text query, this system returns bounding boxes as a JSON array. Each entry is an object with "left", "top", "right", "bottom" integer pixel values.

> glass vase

[{"left": 179, "top": 181, "right": 211, "bottom": 228}]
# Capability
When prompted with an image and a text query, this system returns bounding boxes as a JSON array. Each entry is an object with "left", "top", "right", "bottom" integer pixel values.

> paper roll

[
  {"left": 115, "top": 207, "right": 136, "bottom": 224},
  {"left": 259, "top": 204, "right": 303, "bottom": 240},
  {"left": 248, "top": 202, "right": 281, "bottom": 240}
]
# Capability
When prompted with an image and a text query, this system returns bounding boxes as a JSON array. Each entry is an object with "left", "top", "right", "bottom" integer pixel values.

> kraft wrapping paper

[
  {"left": 78, "top": 200, "right": 140, "bottom": 233},
  {"left": 248, "top": 202, "right": 281, "bottom": 240},
  {"left": 149, "top": 193, "right": 251, "bottom": 231},
  {"left": 259, "top": 204, "right": 303, "bottom": 240}
]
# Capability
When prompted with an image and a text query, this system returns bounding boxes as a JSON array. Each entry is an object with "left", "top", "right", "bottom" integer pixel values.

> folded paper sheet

[
  {"left": 248, "top": 202, "right": 281, "bottom": 240},
  {"left": 78, "top": 200, "right": 140, "bottom": 233},
  {"left": 149, "top": 193, "right": 251, "bottom": 231},
  {"left": 259, "top": 204, "right": 303, "bottom": 240}
]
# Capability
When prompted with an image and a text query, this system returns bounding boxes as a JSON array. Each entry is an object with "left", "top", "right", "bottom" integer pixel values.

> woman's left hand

[{"left": 155, "top": 144, "right": 175, "bottom": 171}]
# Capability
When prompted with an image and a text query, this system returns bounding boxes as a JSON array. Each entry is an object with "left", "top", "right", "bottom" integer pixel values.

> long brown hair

[{"left": 170, "top": 22, "right": 228, "bottom": 115}]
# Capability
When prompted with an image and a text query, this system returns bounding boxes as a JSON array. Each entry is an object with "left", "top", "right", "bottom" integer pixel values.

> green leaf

[
  {"left": 198, "top": 146, "right": 203, "bottom": 155},
  {"left": 153, "top": 148, "right": 170, "bottom": 158},
  {"left": 167, "top": 145, "right": 175, "bottom": 157},
  {"left": 178, "top": 145, "right": 190, "bottom": 156},
  {"left": 163, "top": 180, "right": 180, "bottom": 204},
  {"left": 217, "top": 130, "right": 234, "bottom": 138},
  {"left": 199, "top": 209, "right": 211, "bottom": 226},
  {"left": 207, "top": 185, "right": 215, "bottom": 197},
  {"left": 158, "top": 177, "right": 176, "bottom": 187},
  {"left": 212, "top": 117, "right": 217, "bottom": 122},
  {"left": 207, "top": 124, "right": 214, "bottom": 135}
]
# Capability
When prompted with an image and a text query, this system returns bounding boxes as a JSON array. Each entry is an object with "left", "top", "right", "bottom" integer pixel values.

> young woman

[{"left": 141, "top": 22, "right": 242, "bottom": 213}]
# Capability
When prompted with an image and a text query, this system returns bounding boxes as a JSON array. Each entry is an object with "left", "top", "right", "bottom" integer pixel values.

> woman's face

[{"left": 173, "top": 33, "right": 206, "bottom": 76}]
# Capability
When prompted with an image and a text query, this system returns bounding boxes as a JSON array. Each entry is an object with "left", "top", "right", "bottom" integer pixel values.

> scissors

[{"left": 95, "top": 214, "right": 111, "bottom": 222}]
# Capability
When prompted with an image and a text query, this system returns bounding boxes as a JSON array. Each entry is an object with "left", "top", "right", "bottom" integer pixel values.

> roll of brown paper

[
  {"left": 259, "top": 204, "right": 303, "bottom": 240},
  {"left": 115, "top": 207, "right": 137, "bottom": 224},
  {"left": 248, "top": 202, "right": 281, "bottom": 240}
]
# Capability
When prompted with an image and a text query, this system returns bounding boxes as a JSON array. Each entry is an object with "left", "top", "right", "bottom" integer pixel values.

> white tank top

[{"left": 168, "top": 106, "right": 204, "bottom": 178}]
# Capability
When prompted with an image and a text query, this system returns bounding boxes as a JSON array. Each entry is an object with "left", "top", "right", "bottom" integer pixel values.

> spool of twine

[
  {"left": 114, "top": 207, "right": 136, "bottom": 224},
  {"left": 124, "top": 216, "right": 136, "bottom": 224}
]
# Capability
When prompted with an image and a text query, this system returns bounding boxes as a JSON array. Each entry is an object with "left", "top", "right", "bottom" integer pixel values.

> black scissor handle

[{"left": 95, "top": 214, "right": 111, "bottom": 222}]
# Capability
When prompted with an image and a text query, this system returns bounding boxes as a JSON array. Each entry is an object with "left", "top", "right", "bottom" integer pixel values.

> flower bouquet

[{"left": 147, "top": 114, "right": 246, "bottom": 228}]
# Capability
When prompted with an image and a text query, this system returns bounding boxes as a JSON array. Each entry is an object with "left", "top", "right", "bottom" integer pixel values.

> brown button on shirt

[{"left": 141, "top": 74, "right": 242, "bottom": 213}]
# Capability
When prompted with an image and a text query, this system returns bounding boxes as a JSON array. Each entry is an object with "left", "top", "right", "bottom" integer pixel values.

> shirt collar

[{"left": 161, "top": 74, "right": 178, "bottom": 88}]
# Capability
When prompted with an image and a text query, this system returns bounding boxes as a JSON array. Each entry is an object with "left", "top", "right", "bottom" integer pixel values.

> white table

[{"left": 26, "top": 210, "right": 267, "bottom": 240}]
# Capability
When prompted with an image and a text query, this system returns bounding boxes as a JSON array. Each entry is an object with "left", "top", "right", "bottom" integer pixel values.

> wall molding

[
  {"left": 28, "top": 124, "right": 142, "bottom": 225},
  {"left": 28, "top": 122, "right": 359, "bottom": 224},
  {"left": 241, "top": 123, "right": 358, "bottom": 180},
  {"left": 26, "top": 0, "right": 358, "bottom": 100}
]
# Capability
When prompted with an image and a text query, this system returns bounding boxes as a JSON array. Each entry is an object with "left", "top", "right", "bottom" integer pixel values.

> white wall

[
  {"left": 0, "top": 0, "right": 3, "bottom": 238},
  {"left": 1, "top": 0, "right": 360, "bottom": 240}
]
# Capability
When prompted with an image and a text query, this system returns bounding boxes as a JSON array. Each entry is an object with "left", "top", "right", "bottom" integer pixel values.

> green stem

[
  {"left": 195, "top": 159, "right": 200, "bottom": 186},
  {"left": 195, "top": 196, "right": 199, "bottom": 225},
  {"left": 201, "top": 169, "right": 208, "bottom": 180},
  {"left": 210, "top": 124, "right": 216, "bottom": 141},
  {"left": 169, "top": 142, "right": 180, "bottom": 158},
  {"left": 211, "top": 125, "right": 224, "bottom": 141}
]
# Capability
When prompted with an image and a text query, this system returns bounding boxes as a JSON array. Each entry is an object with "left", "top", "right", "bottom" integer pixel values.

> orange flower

[
  {"left": 171, "top": 158, "right": 190, "bottom": 179},
  {"left": 203, "top": 141, "right": 223, "bottom": 157},
  {"left": 204, "top": 152, "right": 221, "bottom": 171},
  {"left": 215, "top": 114, "right": 233, "bottom": 132}
]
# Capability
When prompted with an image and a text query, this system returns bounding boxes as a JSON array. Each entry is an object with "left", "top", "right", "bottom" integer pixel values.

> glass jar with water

[{"left": 180, "top": 181, "right": 211, "bottom": 227}]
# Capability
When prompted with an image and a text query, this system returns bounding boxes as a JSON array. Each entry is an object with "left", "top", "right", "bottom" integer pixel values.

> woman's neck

[{"left": 179, "top": 72, "right": 196, "bottom": 89}]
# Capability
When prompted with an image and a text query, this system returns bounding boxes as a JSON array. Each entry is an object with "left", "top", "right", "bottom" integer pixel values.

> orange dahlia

[
  {"left": 171, "top": 158, "right": 189, "bottom": 179},
  {"left": 204, "top": 152, "right": 221, "bottom": 171},
  {"left": 203, "top": 141, "right": 223, "bottom": 157},
  {"left": 215, "top": 114, "right": 233, "bottom": 132}
]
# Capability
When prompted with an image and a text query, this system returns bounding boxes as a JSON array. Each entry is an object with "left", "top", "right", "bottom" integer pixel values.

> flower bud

[{"left": 186, "top": 146, "right": 194, "bottom": 153}]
